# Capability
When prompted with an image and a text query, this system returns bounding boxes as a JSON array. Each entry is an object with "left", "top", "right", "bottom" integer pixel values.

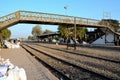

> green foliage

[
  {"left": 0, "top": 28, "right": 11, "bottom": 39},
  {"left": 28, "top": 35, "right": 35, "bottom": 40},
  {"left": 32, "top": 25, "right": 42, "bottom": 38},
  {"left": 58, "top": 25, "right": 87, "bottom": 40},
  {"left": 76, "top": 27, "right": 87, "bottom": 39},
  {"left": 58, "top": 25, "right": 69, "bottom": 38},
  {"left": 101, "top": 19, "right": 120, "bottom": 32},
  {"left": 43, "top": 29, "right": 53, "bottom": 34}
]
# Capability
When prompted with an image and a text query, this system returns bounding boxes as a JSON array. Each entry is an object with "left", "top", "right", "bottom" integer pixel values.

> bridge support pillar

[
  {"left": 15, "top": 11, "right": 20, "bottom": 20},
  {"left": 105, "top": 27, "right": 107, "bottom": 44}
]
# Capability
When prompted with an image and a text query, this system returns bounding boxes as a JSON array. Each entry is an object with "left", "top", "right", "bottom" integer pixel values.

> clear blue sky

[{"left": 0, "top": 0, "right": 120, "bottom": 38}]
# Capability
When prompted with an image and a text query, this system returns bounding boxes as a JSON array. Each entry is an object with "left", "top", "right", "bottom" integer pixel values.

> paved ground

[{"left": 0, "top": 47, "right": 58, "bottom": 80}]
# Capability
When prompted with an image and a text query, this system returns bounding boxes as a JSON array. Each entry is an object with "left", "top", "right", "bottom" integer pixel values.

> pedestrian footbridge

[{"left": 0, "top": 10, "right": 119, "bottom": 35}]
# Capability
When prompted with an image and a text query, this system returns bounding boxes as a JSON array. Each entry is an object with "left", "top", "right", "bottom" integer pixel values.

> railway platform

[{"left": 0, "top": 47, "right": 58, "bottom": 80}]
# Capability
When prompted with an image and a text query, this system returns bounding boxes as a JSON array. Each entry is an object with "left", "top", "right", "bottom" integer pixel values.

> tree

[
  {"left": 70, "top": 27, "right": 87, "bottom": 43},
  {"left": 0, "top": 29, "right": 11, "bottom": 48},
  {"left": 58, "top": 25, "right": 70, "bottom": 43},
  {"left": 58, "top": 25, "right": 69, "bottom": 38},
  {"left": 100, "top": 19, "right": 120, "bottom": 32},
  {"left": 28, "top": 35, "right": 35, "bottom": 40},
  {"left": 58, "top": 25, "right": 87, "bottom": 43},
  {"left": 0, "top": 28, "right": 11, "bottom": 39},
  {"left": 43, "top": 29, "right": 53, "bottom": 34},
  {"left": 76, "top": 27, "right": 87, "bottom": 39},
  {"left": 32, "top": 25, "right": 42, "bottom": 39}
]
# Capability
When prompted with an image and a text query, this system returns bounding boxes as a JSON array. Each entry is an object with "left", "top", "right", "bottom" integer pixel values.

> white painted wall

[{"left": 92, "top": 31, "right": 115, "bottom": 45}]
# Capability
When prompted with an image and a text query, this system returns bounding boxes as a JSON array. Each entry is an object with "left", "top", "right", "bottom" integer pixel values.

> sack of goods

[
  {"left": 3, "top": 40, "right": 20, "bottom": 49},
  {"left": 0, "top": 57, "right": 27, "bottom": 80}
]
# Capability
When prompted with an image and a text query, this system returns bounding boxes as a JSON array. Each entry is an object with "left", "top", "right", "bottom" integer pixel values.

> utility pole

[
  {"left": 64, "top": 5, "right": 69, "bottom": 49},
  {"left": 103, "top": 12, "right": 111, "bottom": 45},
  {"left": 74, "top": 17, "right": 76, "bottom": 50}
]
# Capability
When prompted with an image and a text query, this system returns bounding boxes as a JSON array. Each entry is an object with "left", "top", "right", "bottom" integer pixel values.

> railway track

[
  {"left": 21, "top": 44, "right": 71, "bottom": 80},
  {"left": 33, "top": 43, "right": 120, "bottom": 79},
  {"left": 35, "top": 43, "right": 120, "bottom": 64},
  {"left": 21, "top": 43, "right": 120, "bottom": 80}
]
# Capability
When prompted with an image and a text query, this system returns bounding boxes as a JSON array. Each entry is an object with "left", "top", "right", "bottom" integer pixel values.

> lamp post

[
  {"left": 103, "top": 12, "right": 111, "bottom": 44},
  {"left": 64, "top": 5, "right": 69, "bottom": 49},
  {"left": 64, "top": 5, "right": 69, "bottom": 15},
  {"left": 74, "top": 17, "right": 76, "bottom": 50}
]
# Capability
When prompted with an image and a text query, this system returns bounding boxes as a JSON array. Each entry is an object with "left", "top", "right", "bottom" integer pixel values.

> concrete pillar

[{"left": 15, "top": 11, "right": 20, "bottom": 20}]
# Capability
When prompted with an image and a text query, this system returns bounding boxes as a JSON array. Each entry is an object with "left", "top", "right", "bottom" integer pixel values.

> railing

[
  {"left": 19, "top": 11, "right": 103, "bottom": 26},
  {"left": 0, "top": 11, "right": 106, "bottom": 27},
  {"left": 19, "top": 11, "right": 75, "bottom": 24},
  {"left": 0, "top": 11, "right": 20, "bottom": 28},
  {"left": 0, "top": 13, "right": 16, "bottom": 24},
  {"left": 0, "top": 10, "right": 119, "bottom": 35}
]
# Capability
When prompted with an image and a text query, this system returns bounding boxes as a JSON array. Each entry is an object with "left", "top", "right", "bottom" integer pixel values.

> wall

[{"left": 92, "top": 31, "right": 115, "bottom": 45}]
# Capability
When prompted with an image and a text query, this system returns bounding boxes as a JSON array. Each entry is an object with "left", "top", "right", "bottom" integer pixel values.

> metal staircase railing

[{"left": 105, "top": 21, "right": 120, "bottom": 35}]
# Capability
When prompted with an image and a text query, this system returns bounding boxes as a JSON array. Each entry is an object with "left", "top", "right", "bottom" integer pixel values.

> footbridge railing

[
  {"left": 0, "top": 10, "right": 119, "bottom": 36},
  {"left": 0, "top": 10, "right": 107, "bottom": 29},
  {"left": 19, "top": 11, "right": 101, "bottom": 26}
]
